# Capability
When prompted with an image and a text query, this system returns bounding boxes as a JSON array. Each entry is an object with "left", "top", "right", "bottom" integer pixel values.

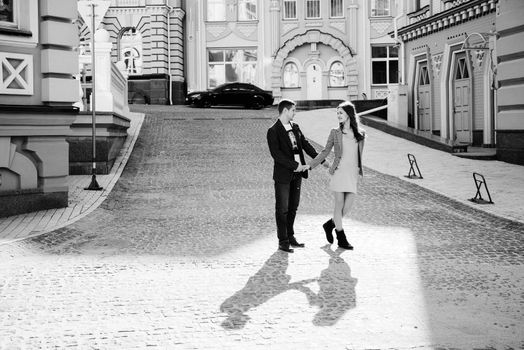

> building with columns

[
  {"left": 185, "top": 0, "right": 402, "bottom": 102},
  {"left": 78, "top": 0, "right": 186, "bottom": 105},
  {"left": 0, "top": 0, "right": 79, "bottom": 217},
  {"left": 394, "top": 0, "right": 523, "bottom": 165}
]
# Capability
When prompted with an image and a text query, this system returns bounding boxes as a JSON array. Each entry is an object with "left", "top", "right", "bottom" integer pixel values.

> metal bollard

[
  {"left": 469, "top": 172, "right": 494, "bottom": 204},
  {"left": 404, "top": 153, "right": 423, "bottom": 179}
]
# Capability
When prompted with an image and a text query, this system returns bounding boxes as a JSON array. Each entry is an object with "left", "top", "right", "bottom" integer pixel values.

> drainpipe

[
  {"left": 393, "top": 3, "right": 405, "bottom": 84},
  {"left": 167, "top": 5, "right": 174, "bottom": 105}
]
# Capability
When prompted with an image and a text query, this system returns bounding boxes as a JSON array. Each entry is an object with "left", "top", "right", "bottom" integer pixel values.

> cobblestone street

[{"left": 0, "top": 106, "right": 522, "bottom": 349}]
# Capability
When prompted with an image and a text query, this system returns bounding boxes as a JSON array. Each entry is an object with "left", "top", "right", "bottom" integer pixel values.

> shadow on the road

[
  {"left": 311, "top": 244, "right": 357, "bottom": 326},
  {"left": 220, "top": 250, "right": 317, "bottom": 329},
  {"left": 219, "top": 245, "right": 357, "bottom": 329}
]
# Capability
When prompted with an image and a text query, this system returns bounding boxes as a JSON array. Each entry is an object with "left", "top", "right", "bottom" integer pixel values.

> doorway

[
  {"left": 416, "top": 62, "right": 431, "bottom": 132},
  {"left": 452, "top": 55, "right": 471, "bottom": 143},
  {"left": 306, "top": 63, "right": 322, "bottom": 100}
]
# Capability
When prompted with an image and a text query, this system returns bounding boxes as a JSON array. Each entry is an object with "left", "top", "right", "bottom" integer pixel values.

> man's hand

[
  {"left": 294, "top": 164, "right": 309, "bottom": 172},
  {"left": 322, "top": 161, "right": 330, "bottom": 168}
]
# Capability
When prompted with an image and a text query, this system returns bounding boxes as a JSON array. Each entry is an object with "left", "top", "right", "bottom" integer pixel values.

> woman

[{"left": 309, "top": 101, "right": 366, "bottom": 250}]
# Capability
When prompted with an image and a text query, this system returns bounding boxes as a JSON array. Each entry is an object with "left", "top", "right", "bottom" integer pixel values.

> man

[{"left": 267, "top": 99, "right": 325, "bottom": 253}]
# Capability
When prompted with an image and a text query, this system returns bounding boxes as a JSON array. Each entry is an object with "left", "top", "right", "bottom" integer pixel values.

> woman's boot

[
  {"left": 322, "top": 218, "right": 335, "bottom": 244},
  {"left": 335, "top": 229, "right": 354, "bottom": 250}
]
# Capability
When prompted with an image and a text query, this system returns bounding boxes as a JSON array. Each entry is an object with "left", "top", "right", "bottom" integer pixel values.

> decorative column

[
  {"left": 90, "top": 29, "right": 114, "bottom": 112},
  {"left": 270, "top": 0, "right": 281, "bottom": 56},
  {"left": 348, "top": 1, "right": 358, "bottom": 54}
]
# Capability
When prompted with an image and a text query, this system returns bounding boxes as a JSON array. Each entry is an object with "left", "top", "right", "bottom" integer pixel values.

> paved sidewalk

[
  {"left": 0, "top": 110, "right": 145, "bottom": 245},
  {"left": 296, "top": 109, "right": 524, "bottom": 225},
  {"left": 1, "top": 106, "right": 522, "bottom": 246}
]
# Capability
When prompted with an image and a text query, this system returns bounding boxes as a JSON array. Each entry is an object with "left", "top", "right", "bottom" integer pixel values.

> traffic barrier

[
  {"left": 405, "top": 153, "right": 423, "bottom": 179},
  {"left": 469, "top": 172, "right": 494, "bottom": 204}
]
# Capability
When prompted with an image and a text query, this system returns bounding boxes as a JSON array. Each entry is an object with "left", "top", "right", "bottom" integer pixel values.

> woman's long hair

[{"left": 338, "top": 101, "right": 365, "bottom": 142}]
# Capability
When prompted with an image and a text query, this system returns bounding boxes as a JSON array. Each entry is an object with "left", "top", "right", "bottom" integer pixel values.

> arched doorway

[
  {"left": 271, "top": 30, "right": 358, "bottom": 101},
  {"left": 452, "top": 53, "right": 472, "bottom": 143},
  {"left": 416, "top": 61, "right": 431, "bottom": 132},
  {"left": 306, "top": 63, "right": 322, "bottom": 99}
]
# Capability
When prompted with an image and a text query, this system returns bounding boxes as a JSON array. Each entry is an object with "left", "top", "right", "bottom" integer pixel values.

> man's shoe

[
  {"left": 289, "top": 238, "right": 305, "bottom": 248},
  {"left": 278, "top": 245, "right": 294, "bottom": 253},
  {"left": 322, "top": 219, "right": 335, "bottom": 244}
]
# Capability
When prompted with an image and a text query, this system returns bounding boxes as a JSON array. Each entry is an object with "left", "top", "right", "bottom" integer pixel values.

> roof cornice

[{"left": 395, "top": 0, "right": 497, "bottom": 42}]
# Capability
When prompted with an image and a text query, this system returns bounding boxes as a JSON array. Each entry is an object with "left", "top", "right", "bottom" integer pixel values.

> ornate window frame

[{"left": 328, "top": 59, "right": 346, "bottom": 87}]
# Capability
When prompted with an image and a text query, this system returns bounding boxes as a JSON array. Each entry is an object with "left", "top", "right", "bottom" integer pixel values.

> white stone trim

[
  {"left": 0, "top": 52, "right": 33, "bottom": 95},
  {"left": 400, "top": 0, "right": 496, "bottom": 42}
]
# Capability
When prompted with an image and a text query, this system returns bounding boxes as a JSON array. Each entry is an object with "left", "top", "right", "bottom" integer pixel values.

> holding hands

[
  {"left": 295, "top": 164, "right": 309, "bottom": 172},
  {"left": 295, "top": 161, "right": 330, "bottom": 172}
]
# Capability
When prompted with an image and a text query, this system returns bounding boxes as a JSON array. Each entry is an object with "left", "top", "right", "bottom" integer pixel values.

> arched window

[
  {"left": 283, "top": 62, "right": 299, "bottom": 87},
  {"left": 120, "top": 28, "right": 143, "bottom": 75},
  {"left": 329, "top": 61, "right": 345, "bottom": 87}
]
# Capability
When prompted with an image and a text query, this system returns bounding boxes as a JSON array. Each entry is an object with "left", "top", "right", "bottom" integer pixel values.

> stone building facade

[
  {"left": 78, "top": 0, "right": 186, "bottom": 105},
  {"left": 495, "top": 0, "right": 524, "bottom": 165},
  {"left": 396, "top": 0, "right": 524, "bottom": 165},
  {"left": 0, "top": 0, "right": 79, "bottom": 217},
  {"left": 185, "top": 0, "right": 401, "bottom": 102}
]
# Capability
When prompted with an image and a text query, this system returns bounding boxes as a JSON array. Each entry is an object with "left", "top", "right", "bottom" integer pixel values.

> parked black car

[{"left": 185, "top": 82, "right": 274, "bottom": 109}]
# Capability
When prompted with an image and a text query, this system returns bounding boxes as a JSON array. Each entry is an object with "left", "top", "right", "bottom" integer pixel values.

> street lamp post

[{"left": 84, "top": 1, "right": 102, "bottom": 191}]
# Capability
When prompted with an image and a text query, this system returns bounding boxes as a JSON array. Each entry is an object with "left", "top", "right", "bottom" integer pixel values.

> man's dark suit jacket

[{"left": 267, "top": 119, "right": 320, "bottom": 183}]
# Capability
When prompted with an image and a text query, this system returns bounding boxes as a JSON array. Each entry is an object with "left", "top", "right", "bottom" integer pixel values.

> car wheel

[
  {"left": 251, "top": 96, "right": 264, "bottom": 110},
  {"left": 198, "top": 98, "right": 211, "bottom": 108}
]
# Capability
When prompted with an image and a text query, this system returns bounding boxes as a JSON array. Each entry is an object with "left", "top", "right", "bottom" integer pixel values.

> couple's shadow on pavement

[{"left": 220, "top": 244, "right": 357, "bottom": 329}]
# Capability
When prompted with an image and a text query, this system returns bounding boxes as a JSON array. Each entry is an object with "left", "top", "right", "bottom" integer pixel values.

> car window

[
  {"left": 248, "top": 84, "right": 262, "bottom": 92},
  {"left": 238, "top": 84, "right": 255, "bottom": 92},
  {"left": 237, "top": 86, "right": 251, "bottom": 92}
]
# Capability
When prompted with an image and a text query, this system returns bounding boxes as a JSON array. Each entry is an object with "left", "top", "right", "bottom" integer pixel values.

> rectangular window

[
  {"left": 238, "top": 0, "right": 257, "bottom": 21},
  {"left": 283, "top": 0, "right": 297, "bottom": 19},
  {"left": 330, "top": 0, "right": 343, "bottom": 18},
  {"left": 207, "top": 0, "right": 226, "bottom": 21},
  {"left": 0, "top": 0, "right": 15, "bottom": 25},
  {"left": 371, "top": 45, "right": 398, "bottom": 85},
  {"left": 208, "top": 48, "right": 257, "bottom": 88},
  {"left": 306, "top": 0, "right": 320, "bottom": 19},
  {"left": 371, "top": 0, "right": 390, "bottom": 16}
]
